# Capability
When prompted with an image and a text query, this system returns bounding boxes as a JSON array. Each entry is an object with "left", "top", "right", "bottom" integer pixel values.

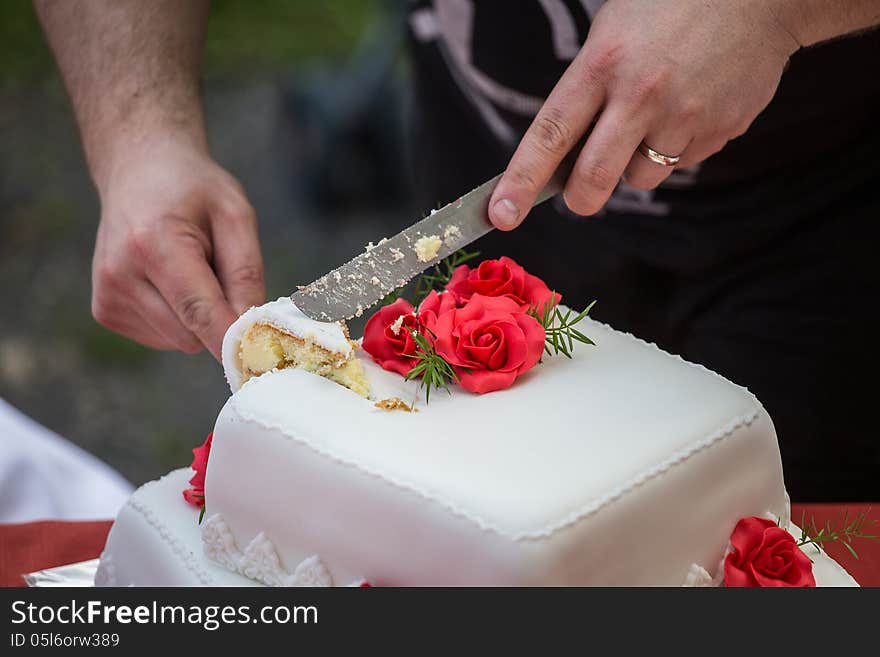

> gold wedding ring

[{"left": 638, "top": 141, "right": 681, "bottom": 167}]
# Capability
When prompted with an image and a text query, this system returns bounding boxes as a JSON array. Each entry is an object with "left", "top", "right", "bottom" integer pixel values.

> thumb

[{"left": 211, "top": 198, "right": 266, "bottom": 315}]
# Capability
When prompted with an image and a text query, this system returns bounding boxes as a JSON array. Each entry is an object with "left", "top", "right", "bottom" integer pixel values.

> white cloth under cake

[{"left": 0, "top": 398, "right": 133, "bottom": 522}]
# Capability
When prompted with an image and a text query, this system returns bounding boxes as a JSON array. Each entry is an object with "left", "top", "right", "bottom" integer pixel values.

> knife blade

[{"left": 291, "top": 161, "right": 572, "bottom": 322}]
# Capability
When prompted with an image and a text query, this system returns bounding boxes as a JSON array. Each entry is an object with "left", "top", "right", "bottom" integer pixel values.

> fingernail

[{"left": 492, "top": 198, "right": 520, "bottom": 229}]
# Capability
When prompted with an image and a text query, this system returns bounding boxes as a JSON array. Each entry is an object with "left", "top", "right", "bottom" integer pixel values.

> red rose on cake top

[
  {"left": 416, "top": 289, "right": 457, "bottom": 333},
  {"left": 361, "top": 298, "right": 419, "bottom": 377},
  {"left": 446, "top": 256, "right": 560, "bottom": 315},
  {"left": 183, "top": 432, "right": 213, "bottom": 508},
  {"left": 362, "top": 291, "right": 459, "bottom": 375},
  {"left": 433, "top": 294, "right": 545, "bottom": 394},
  {"left": 723, "top": 516, "right": 815, "bottom": 587},
  {"left": 361, "top": 255, "right": 584, "bottom": 395}
]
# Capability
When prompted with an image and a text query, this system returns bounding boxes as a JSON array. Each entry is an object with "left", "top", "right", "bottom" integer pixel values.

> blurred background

[{"left": 0, "top": 0, "right": 418, "bottom": 485}]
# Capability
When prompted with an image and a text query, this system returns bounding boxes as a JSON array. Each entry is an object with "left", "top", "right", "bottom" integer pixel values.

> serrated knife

[{"left": 291, "top": 159, "right": 574, "bottom": 322}]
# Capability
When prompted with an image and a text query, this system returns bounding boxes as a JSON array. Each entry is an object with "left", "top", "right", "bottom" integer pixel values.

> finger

[
  {"left": 110, "top": 320, "right": 175, "bottom": 351},
  {"left": 561, "top": 103, "right": 648, "bottom": 216},
  {"left": 622, "top": 130, "right": 692, "bottom": 190},
  {"left": 91, "top": 292, "right": 178, "bottom": 351},
  {"left": 488, "top": 49, "right": 606, "bottom": 230},
  {"left": 91, "top": 265, "right": 178, "bottom": 351},
  {"left": 210, "top": 197, "right": 265, "bottom": 315},
  {"left": 134, "top": 280, "right": 204, "bottom": 354},
  {"left": 145, "top": 219, "right": 238, "bottom": 360}
]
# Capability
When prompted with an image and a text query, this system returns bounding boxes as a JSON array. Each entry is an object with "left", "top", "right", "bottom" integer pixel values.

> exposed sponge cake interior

[{"left": 239, "top": 322, "right": 371, "bottom": 399}]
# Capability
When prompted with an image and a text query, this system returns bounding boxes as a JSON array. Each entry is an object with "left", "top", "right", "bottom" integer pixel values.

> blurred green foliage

[
  {"left": 78, "top": 324, "right": 152, "bottom": 370},
  {"left": 205, "top": 0, "right": 379, "bottom": 78},
  {"left": 0, "top": 0, "right": 378, "bottom": 86},
  {"left": 0, "top": 2, "right": 54, "bottom": 86}
]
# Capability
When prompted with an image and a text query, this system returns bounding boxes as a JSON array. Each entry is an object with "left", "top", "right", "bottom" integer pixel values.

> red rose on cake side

[
  {"left": 446, "top": 256, "right": 560, "bottom": 315},
  {"left": 432, "top": 294, "right": 545, "bottom": 393},
  {"left": 183, "top": 432, "right": 213, "bottom": 509},
  {"left": 723, "top": 517, "right": 815, "bottom": 587}
]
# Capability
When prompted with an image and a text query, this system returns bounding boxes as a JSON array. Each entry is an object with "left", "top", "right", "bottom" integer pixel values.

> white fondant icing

[
  {"left": 222, "top": 296, "right": 354, "bottom": 392},
  {"left": 207, "top": 315, "right": 791, "bottom": 585},
  {"left": 97, "top": 470, "right": 857, "bottom": 587},
  {"left": 229, "top": 384, "right": 763, "bottom": 540}
]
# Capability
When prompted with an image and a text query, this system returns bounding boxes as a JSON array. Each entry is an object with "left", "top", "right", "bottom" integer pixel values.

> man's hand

[
  {"left": 92, "top": 137, "right": 264, "bottom": 358},
  {"left": 34, "top": 0, "right": 267, "bottom": 358},
  {"left": 488, "top": 0, "right": 802, "bottom": 228}
]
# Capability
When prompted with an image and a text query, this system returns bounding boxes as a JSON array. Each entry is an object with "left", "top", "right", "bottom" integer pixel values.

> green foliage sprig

[
  {"left": 796, "top": 509, "right": 878, "bottom": 559},
  {"left": 404, "top": 328, "right": 458, "bottom": 403},
  {"left": 413, "top": 248, "right": 481, "bottom": 305},
  {"left": 191, "top": 494, "right": 206, "bottom": 525},
  {"left": 528, "top": 297, "right": 597, "bottom": 358}
]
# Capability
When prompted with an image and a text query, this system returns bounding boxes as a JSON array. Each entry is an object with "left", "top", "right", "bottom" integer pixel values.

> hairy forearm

[
  {"left": 780, "top": 0, "right": 880, "bottom": 47},
  {"left": 33, "top": 0, "right": 210, "bottom": 191}
]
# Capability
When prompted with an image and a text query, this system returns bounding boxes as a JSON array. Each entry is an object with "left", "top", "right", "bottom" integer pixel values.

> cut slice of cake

[{"left": 222, "top": 297, "right": 370, "bottom": 398}]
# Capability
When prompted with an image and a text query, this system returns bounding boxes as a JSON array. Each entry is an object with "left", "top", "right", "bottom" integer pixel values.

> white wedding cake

[{"left": 96, "top": 276, "right": 858, "bottom": 587}]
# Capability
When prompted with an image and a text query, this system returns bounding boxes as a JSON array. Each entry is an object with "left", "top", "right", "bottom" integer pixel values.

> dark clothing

[{"left": 405, "top": 1, "right": 880, "bottom": 501}]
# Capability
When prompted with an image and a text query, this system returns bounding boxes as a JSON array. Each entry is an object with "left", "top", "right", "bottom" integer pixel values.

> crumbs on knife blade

[{"left": 414, "top": 235, "right": 442, "bottom": 262}]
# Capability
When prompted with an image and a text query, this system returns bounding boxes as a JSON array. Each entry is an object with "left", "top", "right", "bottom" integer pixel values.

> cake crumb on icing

[
  {"left": 389, "top": 314, "right": 407, "bottom": 336},
  {"left": 370, "top": 276, "right": 381, "bottom": 286},
  {"left": 414, "top": 235, "right": 442, "bottom": 262},
  {"left": 375, "top": 397, "right": 417, "bottom": 413},
  {"left": 390, "top": 248, "right": 405, "bottom": 262}
]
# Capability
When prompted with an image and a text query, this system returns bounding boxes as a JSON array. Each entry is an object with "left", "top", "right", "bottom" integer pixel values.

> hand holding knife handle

[{"left": 531, "top": 136, "right": 585, "bottom": 208}]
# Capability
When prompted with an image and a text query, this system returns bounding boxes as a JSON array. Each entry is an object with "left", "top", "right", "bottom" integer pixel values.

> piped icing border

[
  {"left": 228, "top": 318, "right": 777, "bottom": 542},
  {"left": 97, "top": 473, "right": 216, "bottom": 586},
  {"left": 202, "top": 514, "right": 335, "bottom": 587}
]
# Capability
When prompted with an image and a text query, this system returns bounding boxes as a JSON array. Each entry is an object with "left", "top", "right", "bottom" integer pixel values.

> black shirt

[{"left": 405, "top": 0, "right": 880, "bottom": 500}]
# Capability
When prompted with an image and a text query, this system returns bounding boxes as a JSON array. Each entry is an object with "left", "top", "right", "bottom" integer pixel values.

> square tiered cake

[{"left": 97, "top": 287, "right": 857, "bottom": 587}]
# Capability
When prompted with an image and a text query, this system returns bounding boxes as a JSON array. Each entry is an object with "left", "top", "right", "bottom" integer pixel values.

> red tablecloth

[{"left": 1, "top": 505, "right": 877, "bottom": 587}]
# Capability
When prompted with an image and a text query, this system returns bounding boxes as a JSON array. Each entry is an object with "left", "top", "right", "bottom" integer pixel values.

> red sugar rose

[
  {"left": 432, "top": 294, "right": 545, "bottom": 394},
  {"left": 183, "top": 432, "right": 213, "bottom": 508},
  {"left": 362, "top": 298, "right": 419, "bottom": 376},
  {"left": 416, "top": 290, "right": 457, "bottom": 334},
  {"left": 446, "top": 256, "right": 561, "bottom": 315},
  {"left": 723, "top": 517, "right": 815, "bottom": 587}
]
